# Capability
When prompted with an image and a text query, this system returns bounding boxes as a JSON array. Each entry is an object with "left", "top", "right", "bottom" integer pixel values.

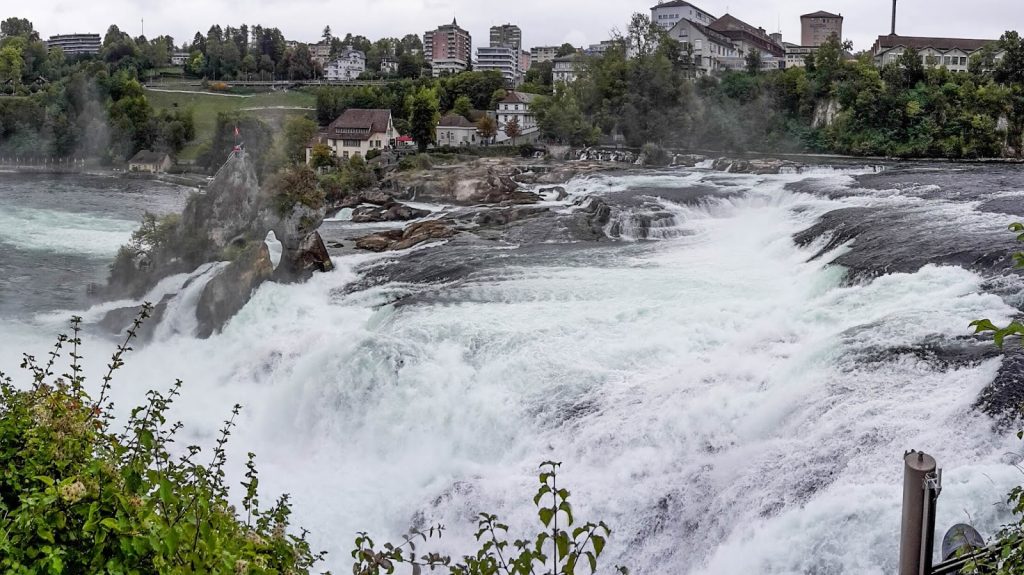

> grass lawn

[{"left": 146, "top": 88, "right": 316, "bottom": 162}]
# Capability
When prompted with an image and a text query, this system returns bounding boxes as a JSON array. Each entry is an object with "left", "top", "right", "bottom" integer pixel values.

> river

[{"left": 1, "top": 162, "right": 1023, "bottom": 573}]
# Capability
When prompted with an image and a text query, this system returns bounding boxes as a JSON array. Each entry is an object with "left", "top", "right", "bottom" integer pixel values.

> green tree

[
  {"left": 745, "top": 50, "right": 763, "bottom": 75},
  {"left": 452, "top": 95, "right": 473, "bottom": 120},
  {"left": 408, "top": 86, "right": 439, "bottom": 152},
  {"left": 1, "top": 17, "right": 37, "bottom": 40},
  {"left": 556, "top": 42, "right": 577, "bottom": 57},
  {"left": 310, "top": 143, "right": 335, "bottom": 169},
  {"left": 996, "top": 31, "right": 1024, "bottom": 86},
  {"left": 284, "top": 115, "right": 318, "bottom": 164}
]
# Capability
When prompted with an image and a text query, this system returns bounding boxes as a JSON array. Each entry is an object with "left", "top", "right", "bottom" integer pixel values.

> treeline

[
  {"left": 0, "top": 18, "right": 194, "bottom": 160},
  {"left": 180, "top": 24, "right": 426, "bottom": 81},
  {"left": 312, "top": 70, "right": 507, "bottom": 134},
  {"left": 533, "top": 14, "right": 1024, "bottom": 158}
]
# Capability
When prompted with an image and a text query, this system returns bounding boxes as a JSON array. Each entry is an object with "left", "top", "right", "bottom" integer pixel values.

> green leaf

[
  {"left": 539, "top": 507, "right": 555, "bottom": 527},
  {"left": 592, "top": 535, "right": 605, "bottom": 556}
]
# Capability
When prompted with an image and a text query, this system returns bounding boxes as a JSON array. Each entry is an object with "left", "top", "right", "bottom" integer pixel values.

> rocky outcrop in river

[{"left": 104, "top": 151, "right": 333, "bottom": 338}]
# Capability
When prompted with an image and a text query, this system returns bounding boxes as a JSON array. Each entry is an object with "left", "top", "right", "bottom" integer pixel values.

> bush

[
  {"left": 398, "top": 154, "right": 433, "bottom": 172},
  {"left": 353, "top": 461, "right": 625, "bottom": 575},
  {"left": 640, "top": 143, "right": 670, "bottom": 167},
  {"left": 0, "top": 309, "right": 324, "bottom": 573},
  {"left": 209, "top": 82, "right": 230, "bottom": 92},
  {"left": 365, "top": 149, "right": 381, "bottom": 161}
]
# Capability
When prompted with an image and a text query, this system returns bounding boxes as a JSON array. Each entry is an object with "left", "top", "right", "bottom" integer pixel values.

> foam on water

[
  {"left": 1, "top": 167, "right": 1020, "bottom": 574},
  {"left": 0, "top": 204, "right": 137, "bottom": 256}
]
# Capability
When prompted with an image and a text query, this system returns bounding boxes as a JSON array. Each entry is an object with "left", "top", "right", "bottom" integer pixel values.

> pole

[
  {"left": 891, "top": 0, "right": 898, "bottom": 35},
  {"left": 899, "top": 451, "right": 940, "bottom": 575}
]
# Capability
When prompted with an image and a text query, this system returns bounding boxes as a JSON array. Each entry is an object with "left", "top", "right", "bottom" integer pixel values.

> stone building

[{"left": 800, "top": 11, "right": 843, "bottom": 47}]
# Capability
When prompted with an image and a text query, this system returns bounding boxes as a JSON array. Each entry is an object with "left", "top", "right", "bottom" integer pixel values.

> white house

[
  {"left": 871, "top": 36, "right": 1003, "bottom": 73},
  {"left": 651, "top": 0, "right": 716, "bottom": 30},
  {"left": 380, "top": 57, "right": 398, "bottom": 75},
  {"left": 666, "top": 19, "right": 737, "bottom": 74},
  {"left": 325, "top": 48, "right": 366, "bottom": 81},
  {"left": 496, "top": 91, "right": 537, "bottom": 142},
  {"left": 170, "top": 51, "right": 190, "bottom": 66},
  {"left": 436, "top": 114, "right": 480, "bottom": 147},
  {"left": 306, "top": 109, "right": 395, "bottom": 162},
  {"left": 553, "top": 55, "right": 583, "bottom": 85}
]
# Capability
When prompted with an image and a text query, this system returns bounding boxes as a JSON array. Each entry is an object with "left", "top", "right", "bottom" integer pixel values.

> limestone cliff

[{"left": 105, "top": 151, "right": 333, "bottom": 338}]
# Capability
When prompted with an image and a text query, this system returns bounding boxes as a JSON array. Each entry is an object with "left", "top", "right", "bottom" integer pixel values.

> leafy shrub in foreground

[
  {"left": 352, "top": 461, "right": 625, "bottom": 575},
  {"left": 0, "top": 306, "right": 324, "bottom": 574}
]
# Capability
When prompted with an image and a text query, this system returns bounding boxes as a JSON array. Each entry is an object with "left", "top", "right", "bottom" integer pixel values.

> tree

[
  {"left": 408, "top": 87, "right": 439, "bottom": 152},
  {"left": 452, "top": 95, "right": 473, "bottom": 120},
  {"left": 284, "top": 116, "right": 318, "bottom": 164},
  {"left": 745, "top": 50, "right": 763, "bottom": 75},
  {"left": 0, "top": 44, "right": 23, "bottom": 87},
  {"left": 996, "top": 31, "right": 1024, "bottom": 86},
  {"left": 477, "top": 114, "right": 497, "bottom": 144},
  {"left": 504, "top": 116, "right": 521, "bottom": 144},
  {"left": 556, "top": 43, "right": 577, "bottom": 57},
  {"left": 322, "top": 26, "right": 332, "bottom": 45},
  {"left": 1, "top": 17, "right": 38, "bottom": 41},
  {"left": 310, "top": 143, "right": 335, "bottom": 168}
]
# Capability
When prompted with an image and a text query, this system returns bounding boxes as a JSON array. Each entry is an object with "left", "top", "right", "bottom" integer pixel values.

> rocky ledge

[{"left": 103, "top": 152, "right": 333, "bottom": 338}]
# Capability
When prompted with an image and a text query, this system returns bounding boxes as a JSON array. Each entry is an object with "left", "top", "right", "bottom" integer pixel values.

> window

[{"left": 343, "top": 139, "right": 361, "bottom": 147}]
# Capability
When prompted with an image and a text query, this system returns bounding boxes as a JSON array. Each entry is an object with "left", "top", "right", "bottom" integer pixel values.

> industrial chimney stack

[{"left": 891, "top": 0, "right": 898, "bottom": 35}]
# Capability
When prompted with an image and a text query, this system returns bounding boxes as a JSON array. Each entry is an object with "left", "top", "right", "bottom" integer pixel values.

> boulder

[
  {"left": 196, "top": 242, "right": 275, "bottom": 339},
  {"left": 355, "top": 230, "right": 404, "bottom": 252},
  {"left": 351, "top": 203, "right": 431, "bottom": 223},
  {"left": 539, "top": 186, "right": 569, "bottom": 201},
  {"left": 287, "top": 232, "right": 334, "bottom": 279},
  {"left": 355, "top": 220, "right": 456, "bottom": 252}
]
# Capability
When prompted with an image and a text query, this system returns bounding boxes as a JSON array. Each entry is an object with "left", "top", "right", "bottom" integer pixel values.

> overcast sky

[{"left": 10, "top": 0, "right": 1023, "bottom": 53}]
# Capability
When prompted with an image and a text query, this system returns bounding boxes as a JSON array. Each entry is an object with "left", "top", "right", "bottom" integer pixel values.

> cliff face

[{"left": 106, "top": 151, "right": 333, "bottom": 338}]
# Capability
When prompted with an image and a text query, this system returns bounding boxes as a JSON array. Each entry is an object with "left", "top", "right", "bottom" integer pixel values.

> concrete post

[{"left": 899, "top": 451, "right": 940, "bottom": 575}]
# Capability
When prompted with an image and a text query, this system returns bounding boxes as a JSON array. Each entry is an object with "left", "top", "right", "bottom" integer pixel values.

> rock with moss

[{"left": 104, "top": 151, "right": 334, "bottom": 337}]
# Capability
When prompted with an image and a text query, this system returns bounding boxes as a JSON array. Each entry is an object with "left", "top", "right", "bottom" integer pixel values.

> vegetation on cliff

[{"left": 532, "top": 15, "right": 1024, "bottom": 158}]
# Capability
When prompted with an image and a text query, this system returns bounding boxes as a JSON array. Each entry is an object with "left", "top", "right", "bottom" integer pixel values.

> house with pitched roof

[
  {"left": 306, "top": 109, "right": 396, "bottom": 163},
  {"left": 709, "top": 13, "right": 785, "bottom": 70},
  {"left": 127, "top": 150, "right": 172, "bottom": 173},
  {"left": 871, "top": 35, "right": 1003, "bottom": 73},
  {"left": 666, "top": 18, "right": 737, "bottom": 75},
  {"left": 496, "top": 91, "right": 538, "bottom": 140},
  {"left": 436, "top": 114, "right": 480, "bottom": 147}
]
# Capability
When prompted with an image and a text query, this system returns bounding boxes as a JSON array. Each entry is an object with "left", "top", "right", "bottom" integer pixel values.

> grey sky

[{"left": 11, "top": 0, "right": 1023, "bottom": 54}]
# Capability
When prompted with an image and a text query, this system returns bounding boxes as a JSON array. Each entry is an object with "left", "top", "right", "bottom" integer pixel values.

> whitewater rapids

[{"left": 2, "top": 165, "right": 1023, "bottom": 574}]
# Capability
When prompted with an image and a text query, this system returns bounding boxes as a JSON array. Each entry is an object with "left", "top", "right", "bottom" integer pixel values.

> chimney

[{"left": 891, "top": 0, "right": 898, "bottom": 35}]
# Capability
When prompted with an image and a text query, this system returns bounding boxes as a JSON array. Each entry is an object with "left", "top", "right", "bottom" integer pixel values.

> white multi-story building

[
  {"left": 552, "top": 55, "right": 583, "bottom": 85},
  {"left": 380, "top": 57, "right": 398, "bottom": 75},
  {"left": 530, "top": 46, "right": 559, "bottom": 64},
  {"left": 170, "top": 51, "right": 190, "bottom": 66},
  {"left": 477, "top": 46, "right": 519, "bottom": 87},
  {"left": 46, "top": 33, "right": 101, "bottom": 56},
  {"left": 310, "top": 42, "right": 331, "bottom": 66},
  {"left": 496, "top": 91, "right": 537, "bottom": 142},
  {"left": 325, "top": 48, "right": 366, "bottom": 81},
  {"left": 871, "top": 35, "right": 1002, "bottom": 73},
  {"left": 651, "top": 0, "right": 716, "bottom": 31},
  {"left": 666, "top": 19, "right": 737, "bottom": 74}
]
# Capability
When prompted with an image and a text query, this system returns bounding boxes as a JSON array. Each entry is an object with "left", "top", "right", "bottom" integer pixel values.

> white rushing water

[{"left": 2, "top": 167, "right": 1022, "bottom": 574}]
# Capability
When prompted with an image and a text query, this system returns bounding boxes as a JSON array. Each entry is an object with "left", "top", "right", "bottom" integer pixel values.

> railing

[{"left": 0, "top": 157, "right": 89, "bottom": 170}]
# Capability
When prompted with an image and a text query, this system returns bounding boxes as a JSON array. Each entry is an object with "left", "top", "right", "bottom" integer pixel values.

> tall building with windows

[
  {"left": 490, "top": 24, "right": 522, "bottom": 53},
  {"left": 800, "top": 11, "right": 843, "bottom": 47},
  {"left": 651, "top": 1, "right": 716, "bottom": 31},
  {"left": 424, "top": 19, "right": 472, "bottom": 76},
  {"left": 478, "top": 23, "right": 525, "bottom": 87},
  {"left": 46, "top": 33, "right": 101, "bottom": 56}
]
